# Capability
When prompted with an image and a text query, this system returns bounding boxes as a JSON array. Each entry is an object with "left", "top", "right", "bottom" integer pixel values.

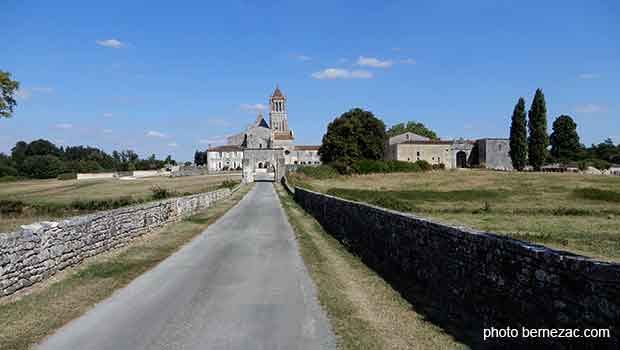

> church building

[{"left": 206, "top": 87, "right": 321, "bottom": 172}]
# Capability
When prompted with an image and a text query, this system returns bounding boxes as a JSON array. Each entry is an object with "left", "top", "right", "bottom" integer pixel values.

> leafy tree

[
  {"left": 319, "top": 108, "right": 386, "bottom": 164},
  {"left": 509, "top": 97, "right": 528, "bottom": 170},
  {"left": 26, "top": 139, "right": 61, "bottom": 157},
  {"left": 589, "top": 138, "right": 620, "bottom": 163},
  {"left": 11, "top": 141, "right": 28, "bottom": 166},
  {"left": 0, "top": 70, "right": 20, "bottom": 118},
  {"left": 386, "top": 121, "right": 438, "bottom": 139},
  {"left": 550, "top": 115, "right": 581, "bottom": 161},
  {"left": 527, "top": 89, "right": 549, "bottom": 170},
  {"left": 21, "top": 155, "right": 65, "bottom": 179}
]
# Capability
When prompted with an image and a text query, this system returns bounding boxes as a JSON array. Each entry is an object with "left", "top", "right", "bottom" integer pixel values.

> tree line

[
  {"left": 509, "top": 89, "right": 620, "bottom": 171},
  {"left": 0, "top": 139, "right": 177, "bottom": 180}
]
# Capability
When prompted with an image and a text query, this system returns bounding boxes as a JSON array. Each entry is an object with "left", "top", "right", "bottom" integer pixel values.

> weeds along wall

[
  {"left": 0, "top": 186, "right": 238, "bottom": 298},
  {"left": 294, "top": 186, "right": 620, "bottom": 349}
]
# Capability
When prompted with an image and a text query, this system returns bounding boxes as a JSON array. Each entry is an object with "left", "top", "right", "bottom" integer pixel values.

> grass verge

[
  {"left": 275, "top": 185, "right": 467, "bottom": 350},
  {"left": 0, "top": 184, "right": 252, "bottom": 350}
]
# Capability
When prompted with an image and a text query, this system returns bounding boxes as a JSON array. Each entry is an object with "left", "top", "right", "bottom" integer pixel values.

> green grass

[
  {"left": 574, "top": 188, "right": 620, "bottom": 203},
  {"left": 290, "top": 170, "right": 620, "bottom": 262},
  {"left": 0, "top": 184, "right": 252, "bottom": 350},
  {"left": 276, "top": 185, "right": 467, "bottom": 350}
]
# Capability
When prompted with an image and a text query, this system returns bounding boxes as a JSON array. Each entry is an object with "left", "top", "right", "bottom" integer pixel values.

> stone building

[
  {"left": 385, "top": 132, "right": 512, "bottom": 170},
  {"left": 207, "top": 86, "right": 321, "bottom": 176}
]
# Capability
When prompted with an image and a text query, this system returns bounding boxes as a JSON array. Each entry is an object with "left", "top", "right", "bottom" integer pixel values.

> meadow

[
  {"left": 289, "top": 169, "right": 620, "bottom": 262},
  {"left": 0, "top": 173, "right": 241, "bottom": 232}
]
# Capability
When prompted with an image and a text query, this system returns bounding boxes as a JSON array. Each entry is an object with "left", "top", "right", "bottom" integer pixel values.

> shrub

[
  {"left": 57, "top": 172, "right": 77, "bottom": 180},
  {"left": 415, "top": 160, "right": 432, "bottom": 171},
  {"left": 298, "top": 165, "right": 339, "bottom": 179},
  {"left": 220, "top": 180, "right": 239, "bottom": 189},
  {"left": 330, "top": 161, "right": 352, "bottom": 175},
  {"left": 432, "top": 163, "right": 446, "bottom": 170},
  {"left": 20, "top": 155, "right": 65, "bottom": 179},
  {"left": 0, "top": 164, "right": 18, "bottom": 177},
  {"left": 0, "top": 200, "right": 25, "bottom": 215},
  {"left": 151, "top": 185, "right": 172, "bottom": 200}
]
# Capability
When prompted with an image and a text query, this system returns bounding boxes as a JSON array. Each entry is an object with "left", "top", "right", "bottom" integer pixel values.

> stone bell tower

[{"left": 269, "top": 85, "right": 289, "bottom": 134}]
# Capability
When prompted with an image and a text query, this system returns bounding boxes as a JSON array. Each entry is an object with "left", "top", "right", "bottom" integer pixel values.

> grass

[
  {"left": 275, "top": 185, "right": 467, "bottom": 350},
  {"left": 289, "top": 170, "right": 620, "bottom": 262},
  {"left": 0, "top": 174, "right": 241, "bottom": 232},
  {"left": 0, "top": 184, "right": 252, "bottom": 350}
]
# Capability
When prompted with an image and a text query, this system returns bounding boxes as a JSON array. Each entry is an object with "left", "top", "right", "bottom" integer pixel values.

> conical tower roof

[{"left": 271, "top": 85, "right": 284, "bottom": 98}]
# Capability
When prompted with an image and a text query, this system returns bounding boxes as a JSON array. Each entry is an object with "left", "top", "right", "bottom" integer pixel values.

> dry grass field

[
  {"left": 289, "top": 169, "right": 620, "bottom": 262},
  {"left": 0, "top": 173, "right": 241, "bottom": 232}
]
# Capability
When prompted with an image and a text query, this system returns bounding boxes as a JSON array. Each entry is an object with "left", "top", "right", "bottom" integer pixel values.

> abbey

[{"left": 207, "top": 86, "right": 321, "bottom": 172}]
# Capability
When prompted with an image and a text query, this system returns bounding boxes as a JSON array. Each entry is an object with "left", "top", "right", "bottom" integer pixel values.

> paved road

[{"left": 38, "top": 183, "right": 335, "bottom": 350}]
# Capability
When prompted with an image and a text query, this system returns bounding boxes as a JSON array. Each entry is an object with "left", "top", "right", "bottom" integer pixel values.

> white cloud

[
  {"left": 240, "top": 103, "right": 267, "bottom": 113},
  {"left": 357, "top": 56, "right": 393, "bottom": 68},
  {"left": 578, "top": 73, "right": 599, "bottom": 80},
  {"left": 400, "top": 58, "right": 417, "bottom": 65},
  {"left": 199, "top": 136, "right": 227, "bottom": 145},
  {"left": 146, "top": 130, "right": 167, "bottom": 138},
  {"left": 296, "top": 55, "right": 312, "bottom": 62},
  {"left": 311, "top": 68, "right": 373, "bottom": 80},
  {"left": 103, "top": 112, "right": 113, "bottom": 117},
  {"left": 55, "top": 123, "right": 73, "bottom": 129},
  {"left": 207, "top": 117, "right": 232, "bottom": 127},
  {"left": 575, "top": 104, "right": 608, "bottom": 113},
  {"left": 15, "top": 86, "right": 53, "bottom": 100},
  {"left": 167, "top": 142, "right": 178, "bottom": 147},
  {"left": 96, "top": 39, "right": 125, "bottom": 49},
  {"left": 31, "top": 87, "right": 54, "bottom": 93},
  {"left": 15, "top": 89, "right": 31, "bottom": 100}
]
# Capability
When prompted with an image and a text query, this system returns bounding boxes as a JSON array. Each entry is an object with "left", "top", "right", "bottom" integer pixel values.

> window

[
  {"left": 406, "top": 134, "right": 409, "bottom": 140},
  {"left": 498, "top": 144, "right": 503, "bottom": 151},
  {"left": 259, "top": 143, "right": 262, "bottom": 148},
  {"left": 417, "top": 151, "right": 420, "bottom": 156},
  {"left": 432, "top": 157, "right": 435, "bottom": 161}
]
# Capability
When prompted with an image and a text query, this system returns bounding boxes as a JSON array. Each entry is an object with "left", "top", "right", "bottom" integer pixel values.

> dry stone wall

[
  {"left": 0, "top": 187, "right": 237, "bottom": 298},
  {"left": 294, "top": 187, "right": 620, "bottom": 349}
]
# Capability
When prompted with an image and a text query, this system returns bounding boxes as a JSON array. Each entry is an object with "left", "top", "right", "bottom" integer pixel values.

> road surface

[{"left": 38, "top": 182, "right": 335, "bottom": 350}]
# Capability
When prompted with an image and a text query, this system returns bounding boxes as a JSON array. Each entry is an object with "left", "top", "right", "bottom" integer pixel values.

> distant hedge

[
  {"left": 350, "top": 159, "right": 432, "bottom": 174},
  {"left": 296, "top": 160, "right": 434, "bottom": 178},
  {"left": 297, "top": 165, "right": 340, "bottom": 179}
]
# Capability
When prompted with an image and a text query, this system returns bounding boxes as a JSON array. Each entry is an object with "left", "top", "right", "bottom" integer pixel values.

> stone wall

[
  {"left": 0, "top": 187, "right": 238, "bottom": 298},
  {"left": 294, "top": 187, "right": 620, "bottom": 348}
]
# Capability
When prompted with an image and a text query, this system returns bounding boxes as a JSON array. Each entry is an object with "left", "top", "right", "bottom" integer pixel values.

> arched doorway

[
  {"left": 456, "top": 151, "right": 467, "bottom": 168},
  {"left": 258, "top": 162, "right": 264, "bottom": 169}
]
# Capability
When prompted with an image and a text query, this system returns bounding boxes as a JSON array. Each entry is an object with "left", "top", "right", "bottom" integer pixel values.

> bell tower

[{"left": 269, "top": 85, "right": 289, "bottom": 133}]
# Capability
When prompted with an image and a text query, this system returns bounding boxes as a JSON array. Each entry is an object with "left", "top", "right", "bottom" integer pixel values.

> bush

[
  {"left": 298, "top": 165, "right": 339, "bottom": 179},
  {"left": 574, "top": 188, "right": 620, "bottom": 203},
  {"left": 0, "top": 200, "right": 25, "bottom": 215},
  {"left": 57, "top": 173, "right": 77, "bottom": 180},
  {"left": 348, "top": 160, "right": 430, "bottom": 175},
  {"left": 432, "top": 163, "right": 446, "bottom": 170},
  {"left": 151, "top": 185, "right": 173, "bottom": 200},
  {"left": 221, "top": 180, "right": 239, "bottom": 189},
  {"left": 20, "top": 155, "right": 65, "bottom": 179},
  {"left": 0, "top": 164, "right": 19, "bottom": 177}
]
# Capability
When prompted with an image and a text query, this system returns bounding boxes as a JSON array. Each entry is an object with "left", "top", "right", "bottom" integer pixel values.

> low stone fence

[
  {"left": 0, "top": 186, "right": 238, "bottom": 298},
  {"left": 294, "top": 186, "right": 620, "bottom": 349}
]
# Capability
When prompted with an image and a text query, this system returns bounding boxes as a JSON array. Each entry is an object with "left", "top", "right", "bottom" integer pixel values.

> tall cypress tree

[
  {"left": 509, "top": 97, "right": 528, "bottom": 170},
  {"left": 527, "top": 89, "right": 549, "bottom": 170}
]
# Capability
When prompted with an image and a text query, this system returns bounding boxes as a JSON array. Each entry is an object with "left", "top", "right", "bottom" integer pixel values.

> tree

[
  {"left": 26, "top": 139, "right": 61, "bottom": 157},
  {"left": 11, "top": 141, "right": 28, "bottom": 166},
  {"left": 509, "top": 97, "right": 528, "bottom": 170},
  {"left": 21, "top": 155, "right": 64, "bottom": 179},
  {"left": 386, "top": 121, "right": 438, "bottom": 139},
  {"left": 0, "top": 71, "right": 20, "bottom": 118},
  {"left": 319, "top": 108, "right": 386, "bottom": 164},
  {"left": 550, "top": 115, "right": 581, "bottom": 161},
  {"left": 527, "top": 89, "right": 549, "bottom": 170}
]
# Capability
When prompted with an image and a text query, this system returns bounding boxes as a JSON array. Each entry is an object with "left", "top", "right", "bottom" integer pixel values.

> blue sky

[{"left": 2, "top": 0, "right": 618, "bottom": 161}]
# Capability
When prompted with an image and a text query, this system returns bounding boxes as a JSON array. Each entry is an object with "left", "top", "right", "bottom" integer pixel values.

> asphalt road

[{"left": 38, "top": 182, "right": 335, "bottom": 350}]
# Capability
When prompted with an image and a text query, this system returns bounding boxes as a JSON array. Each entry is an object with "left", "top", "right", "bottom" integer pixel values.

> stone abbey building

[
  {"left": 384, "top": 132, "right": 513, "bottom": 170},
  {"left": 207, "top": 87, "right": 321, "bottom": 176}
]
